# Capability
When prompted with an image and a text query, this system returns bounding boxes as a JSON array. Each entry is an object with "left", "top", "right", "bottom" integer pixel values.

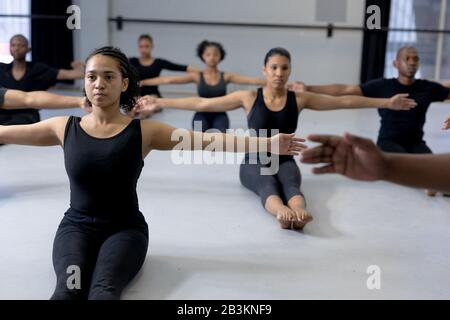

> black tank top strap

[
  {"left": 247, "top": 88, "right": 264, "bottom": 120},
  {"left": 287, "top": 89, "right": 298, "bottom": 112},
  {"left": 63, "top": 115, "right": 75, "bottom": 148}
]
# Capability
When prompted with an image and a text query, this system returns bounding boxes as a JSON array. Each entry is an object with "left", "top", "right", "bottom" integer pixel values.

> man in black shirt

[
  {"left": 0, "top": 34, "right": 85, "bottom": 125},
  {"left": 293, "top": 46, "right": 450, "bottom": 196}
]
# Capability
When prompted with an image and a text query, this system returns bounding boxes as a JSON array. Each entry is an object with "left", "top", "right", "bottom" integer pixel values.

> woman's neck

[
  {"left": 90, "top": 104, "right": 124, "bottom": 124},
  {"left": 204, "top": 65, "right": 218, "bottom": 73},
  {"left": 263, "top": 85, "right": 286, "bottom": 99},
  {"left": 140, "top": 54, "right": 152, "bottom": 61}
]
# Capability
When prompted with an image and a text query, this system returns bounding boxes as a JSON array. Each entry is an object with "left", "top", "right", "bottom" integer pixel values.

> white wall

[
  {"left": 72, "top": 0, "right": 110, "bottom": 62},
  {"left": 73, "top": 0, "right": 365, "bottom": 91}
]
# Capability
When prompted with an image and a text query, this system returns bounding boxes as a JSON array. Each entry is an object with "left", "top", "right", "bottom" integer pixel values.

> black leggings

[
  {"left": 239, "top": 158, "right": 304, "bottom": 207},
  {"left": 192, "top": 112, "right": 229, "bottom": 133},
  {"left": 51, "top": 214, "right": 148, "bottom": 300},
  {"left": 377, "top": 139, "right": 432, "bottom": 154}
]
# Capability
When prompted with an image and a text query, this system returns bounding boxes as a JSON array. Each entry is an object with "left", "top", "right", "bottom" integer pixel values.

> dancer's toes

[
  {"left": 292, "top": 208, "right": 313, "bottom": 230},
  {"left": 426, "top": 189, "right": 437, "bottom": 197},
  {"left": 276, "top": 207, "right": 296, "bottom": 229},
  {"left": 279, "top": 219, "right": 292, "bottom": 229}
]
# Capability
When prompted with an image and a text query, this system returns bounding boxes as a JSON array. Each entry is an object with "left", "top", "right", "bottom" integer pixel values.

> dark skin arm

[{"left": 300, "top": 133, "right": 450, "bottom": 193}]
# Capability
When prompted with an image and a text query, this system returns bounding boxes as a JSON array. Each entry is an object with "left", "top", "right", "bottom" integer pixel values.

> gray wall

[{"left": 73, "top": 0, "right": 365, "bottom": 92}]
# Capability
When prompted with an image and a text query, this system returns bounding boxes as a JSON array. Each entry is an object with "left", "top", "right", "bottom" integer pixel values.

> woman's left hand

[{"left": 270, "top": 133, "right": 307, "bottom": 155}]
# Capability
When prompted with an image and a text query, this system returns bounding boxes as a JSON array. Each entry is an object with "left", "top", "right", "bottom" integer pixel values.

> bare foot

[
  {"left": 275, "top": 206, "right": 297, "bottom": 229},
  {"left": 426, "top": 189, "right": 437, "bottom": 197},
  {"left": 291, "top": 206, "right": 313, "bottom": 230}
]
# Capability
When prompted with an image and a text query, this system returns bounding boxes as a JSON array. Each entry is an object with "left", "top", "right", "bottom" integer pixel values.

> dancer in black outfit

[
  {"left": 139, "top": 40, "right": 266, "bottom": 127},
  {"left": 0, "top": 34, "right": 85, "bottom": 125},
  {"left": 135, "top": 47, "right": 416, "bottom": 230},
  {"left": 129, "top": 34, "right": 198, "bottom": 98},
  {"left": 0, "top": 47, "right": 304, "bottom": 299},
  {"left": 291, "top": 46, "right": 450, "bottom": 196}
]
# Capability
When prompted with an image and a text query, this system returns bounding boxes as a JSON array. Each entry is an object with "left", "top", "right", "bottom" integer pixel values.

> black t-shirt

[
  {"left": 129, "top": 57, "right": 187, "bottom": 97},
  {"left": 0, "top": 61, "right": 59, "bottom": 115},
  {"left": 0, "top": 86, "right": 6, "bottom": 107},
  {"left": 360, "top": 78, "right": 450, "bottom": 141}
]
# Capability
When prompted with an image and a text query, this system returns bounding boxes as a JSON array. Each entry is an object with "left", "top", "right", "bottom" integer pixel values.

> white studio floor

[{"left": 1, "top": 90, "right": 450, "bottom": 300}]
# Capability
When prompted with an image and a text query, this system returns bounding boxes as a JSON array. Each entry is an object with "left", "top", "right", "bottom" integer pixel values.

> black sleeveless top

[
  {"left": 63, "top": 116, "right": 144, "bottom": 222},
  {"left": 197, "top": 72, "right": 227, "bottom": 98},
  {"left": 246, "top": 88, "right": 299, "bottom": 163}
]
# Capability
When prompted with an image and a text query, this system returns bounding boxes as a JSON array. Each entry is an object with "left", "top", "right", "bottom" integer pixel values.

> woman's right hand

[
  {"left": 80, "top": 97, "right": 92, "bottom": 113},
  {"left": 286, "top": 81, "right": 307, "bottom": 92},
  {"left": 442, "top": 115, "right": 450, "bottom": 130},
  {"left": 132, "top": 95, "right": 162, "bottom": 118}
]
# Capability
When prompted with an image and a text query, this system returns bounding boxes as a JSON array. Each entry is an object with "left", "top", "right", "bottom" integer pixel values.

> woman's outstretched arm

[
  {"left": 134, "top": 90, "right": 253, "bottom": 113},
  {"left": 225, "top": 73, "right": 266, "bottom": 86},
  {"left": 2, "top": 89, "right": 86, "bottom": 110},
  {"left": 139, "top": 73, "right": 197, "bottom": 86},
  {"left": 0, "top": 116, "right": 68, "bottom": 146},
  {"left": 141, "top": 119, "right": 306, "bottom": 155}
]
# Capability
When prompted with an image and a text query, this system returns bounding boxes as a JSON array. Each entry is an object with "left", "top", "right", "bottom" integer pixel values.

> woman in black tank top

[
  {"left": 129, "top": 34, "right": 198, "bottom": 100},
  {"left": 139, "top": 40, "right": 265, "bottom": 129},
  {"left": 135, "top": 47, "right": 416, "bottom": 231},
  {"left": 0, "top": 47, "right": 304, "bottom": 299}
]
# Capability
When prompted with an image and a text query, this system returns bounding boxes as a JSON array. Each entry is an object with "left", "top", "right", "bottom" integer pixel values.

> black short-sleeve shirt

[
  {"left": 129, "top": 57, "right": 188, "bottom": 97},
  {"left": 360, "top": 78, "right": 449, "bottom": 141},
  {"left": 0, "top": 61, "right": 59, "bottom": 116},
  {"left": 0, "top": 86, "right": 7, "bottom": 107}
]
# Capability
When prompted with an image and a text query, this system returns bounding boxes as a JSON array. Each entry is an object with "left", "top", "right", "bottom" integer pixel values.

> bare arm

[
  {"left": 56, "top": 68, "right": 84, "bottom": 80},
  {"left": 298, "top": 92, "right": 417, "bottom": 111},
  {"left": 300, "top": 133, "right": 450, "bottom": 193},
  {"left": 383, "top": 153, "right": 450, "bottom": 192},
  {"left": 140, "top": 73, "right": 197, "bottom": 86},
  {"left": 304, "top": 83, "right": 363, "bottom": 96},
  {"left": 225, "top": 72, "right": 266, "bottom": 86},
  {"left": 441, "top": 80, "right": 450, "bottom": 88},
  {"left": 0, "top": 116, "right": 68, "bottom": 146},
  {"left": 187, "top": 65, "right": 201, "bottom": 73},
  {"left": 141, "top": 119, "right": 306, "bottom": 154},
  {"left": 3, "top": 90, "right": 84, "bottom": 110},
  {"left": 135, "top": 90, "right": 253, "bottom": 114}
]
